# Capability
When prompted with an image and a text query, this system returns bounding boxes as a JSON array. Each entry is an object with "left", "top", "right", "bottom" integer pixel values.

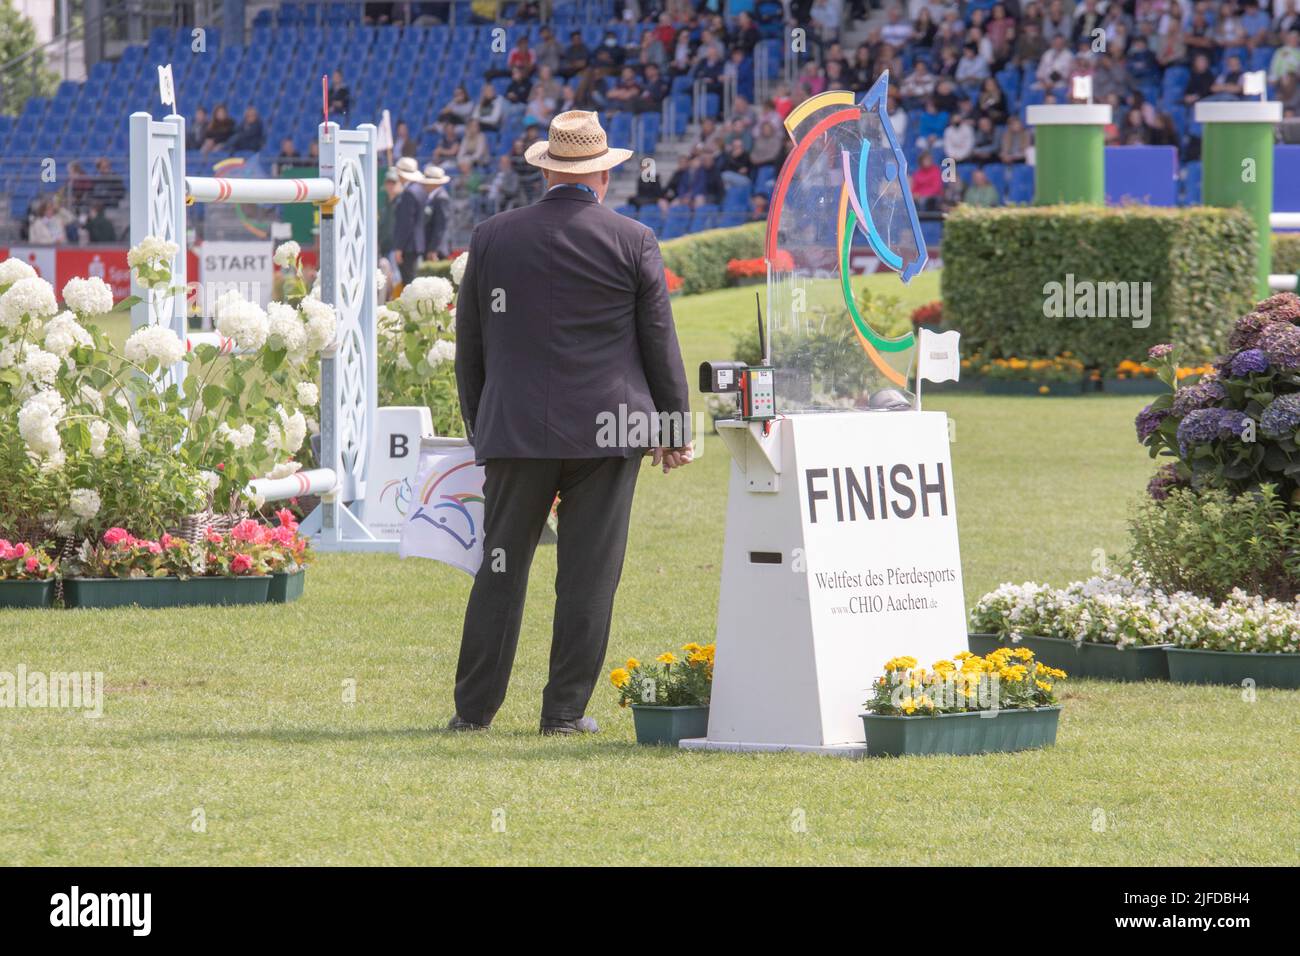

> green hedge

[
  {"left": 660, "top": 222, "right": 765, "bottom": 295},
  {"left": 942, "top": 205, "right": 1257, "bottom": 368},
  {"left": 1273, "top": 233, "right": 1300, "bottom": 276}
]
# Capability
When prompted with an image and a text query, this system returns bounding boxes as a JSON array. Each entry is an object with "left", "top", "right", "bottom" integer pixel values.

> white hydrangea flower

[
  {"left": 375, "top": 267, "right": 388, "bottom": 297},
  {"left": 123, "top": 420, "right": 142, "bottom": 457},
  {"left": 217, "top": 422, "right": 256, "bottom": 449},
  {"left": 273, "top": 241, "right": 301, "bottom": 269},
  {"left": 450, "top": 251, "right": 469, "bottom": 285},
  {"left": 69, "top": 488, "right": 101, "bottom": 521},
  {"left": 124, "top": 324, "right": 186, "bottom": 367},
  {"left": 214, "top": 290, "right": 269, "bottom": 352},
  {"left": 266, "top": 301, "right": 307, "bottom": 353},
  {"left": 425, "top": 338, "right": 456, "bottom": 367},
  {"left": 376, "top": 305, "right": 403, "bottom": 346},
  {"left": 10, "top": 343, "right": 61, "bottom": 391},
  {"left": 278, "top": 408, "right": 307, "bottom": 453},
  {"left": 399, "top": 276, "right": 454, "bottom": 316},
  {"left": 126, "top": 236, "right": 179, "bottom": 269},
  {"left": 78, "top": 383, "right": 105, "bottom": 413},
  {"left": 200, "top": 469, "right": 221, "bottom": 491},
  {"left": 295, "top": 381, "right": 319, "bottom": 406},
  {"left": 0, "top": 257, "right": 37, "bottom": 286},
  {"left": 0, "top": 276, "right": 58, "bottom": 329},
  {"left": 61, "top": 276, "right": 115, "bottom": 316},
  {"left": 43, "top": 310, "right": 93, "bottom": 357},
  {"left": 17, "top": 389, "right": 66, "bottom": 458},
  {"left": 301, "top": 297, "right": 336, "bottom": 353},
  {"left": 89, "top": 419, "right": 110, "bottom": 459}
]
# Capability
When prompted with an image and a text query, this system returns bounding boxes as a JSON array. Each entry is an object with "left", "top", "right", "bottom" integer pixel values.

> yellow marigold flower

[
  {"left": 656, "top": 652, "right": 677, "bottom": 665},
  {"left": 1036, "top": 680, "right": 1052, "bottom": 691},
  {"left": 954, "top": 651, "right": 973, "bottom": 661},
  {"left": 682, "top": 642, "right": 702, "bottom": 654},
  {"left": 625, "top": 657, "right": 640, "bottom": 671},
  {"left": 932, "top": 659, "right": 956, "bottom": 672},
  {"left": 609, "top": 668, "right": 630, "bottom": 689},
  {"left": 1011, "top": 648, "right": 1034, "bottom": 661},
  {"left": 901, "top": 696, "right": 918, "bottom": 715}
]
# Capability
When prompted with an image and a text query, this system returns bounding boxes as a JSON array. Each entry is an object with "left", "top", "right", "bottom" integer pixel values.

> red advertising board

[{"left": 0, "top": 245, "right": 203, "bottom": 301}]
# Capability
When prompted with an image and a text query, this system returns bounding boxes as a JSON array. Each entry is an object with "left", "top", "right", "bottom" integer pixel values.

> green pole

[
  {"left": 1195, "top": 101, "right": 1280, "bottom": 299},
  {"left": 1026, "top": 104, "right": 1112, "bottom": 205}
]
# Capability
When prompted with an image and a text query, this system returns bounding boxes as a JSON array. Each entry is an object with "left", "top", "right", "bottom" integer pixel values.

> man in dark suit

[
  {"left": 422, "top": 164, "right": 453, "bottom": 261},
  {"left": 390, "top": 157, "right": 430, "bottom": 286},
  {"left": 452, "top": 110, "right": 692, "bottom": 736}
]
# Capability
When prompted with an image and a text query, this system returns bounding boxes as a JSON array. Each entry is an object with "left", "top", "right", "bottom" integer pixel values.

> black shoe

[
  {"left": 446, "top": 715, "right": 489, "bottom": 732},
  {"left": 539, "top": 716, "right": 599, "bottom": 736}
]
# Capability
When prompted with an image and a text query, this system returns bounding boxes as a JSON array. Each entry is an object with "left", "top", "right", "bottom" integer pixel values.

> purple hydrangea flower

[
  {"left": 1135, "top": 403, "right": 1170, "bottom": 443},
  {"left": 1257, "top": 322, "right": 1300, "bottom": 371},
  {"left": 1256, "top": 291, "right": 1300, "bottom": 323},
  {"left": 1227, "top": 312, "right": 1272, "bottom": 351},
  {"left": 1215, "top": 409, "right": 1254, "bottom": 440},
  {"left": 1229, "top": 348, "right": 1270, "bottom": 377},
  {"left": 1147, "top": 343, "right": 1174, "bottom": 360},
  {"left": 1171, "top": 379, "right": 1226, "bottom": 417},
  {"left": 1176, "top": 407, "right": 1228, "bottom": 450},
  {"left": 1259, "top": 393, "right": 1300, "bottom": 438},
  {"left": 1147, "top": 463, "right": 1186, "bottom": 501}
]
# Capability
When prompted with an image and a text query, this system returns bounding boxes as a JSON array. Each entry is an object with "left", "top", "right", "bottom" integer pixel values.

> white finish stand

[
  {"left": 1193, "top": 101, "right": 1281, "bottom": 124},
  {"left": 682, "top": 411, "right": 967, "bottom": 755},
  {"left": 1025, "top": 104, "right": 1113, "bottom": 125}
]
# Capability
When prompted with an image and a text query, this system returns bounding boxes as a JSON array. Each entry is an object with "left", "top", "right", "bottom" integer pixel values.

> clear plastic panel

[{"left": 764, "top": 75, "right": 927, "bottom": 411}]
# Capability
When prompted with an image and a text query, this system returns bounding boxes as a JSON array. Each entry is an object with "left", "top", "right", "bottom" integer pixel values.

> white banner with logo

[{"left": 398, "top": 438, "right": 487, "bottom": 576}]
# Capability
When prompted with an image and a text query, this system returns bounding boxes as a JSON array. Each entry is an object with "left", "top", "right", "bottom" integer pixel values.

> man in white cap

[
  {"left": 451, "top": 110, "right": 692, "bottom": 736},
  {"left": 420, "top": 163, "right": 452, "bottom": 261},
  {"left": 391, "top": 156, "right": 434, "bottom": 285}
]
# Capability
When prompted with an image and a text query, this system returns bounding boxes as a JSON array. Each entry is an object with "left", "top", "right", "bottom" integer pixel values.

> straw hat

[
  {"left": 524, "top": 110, "right": 633, "bottom": 174},
  {"left": 394, "top": 156, "right": 437, "bottom": 185},
  {"left": 422, "top": 163, "right": 450, "bottom": 186}
]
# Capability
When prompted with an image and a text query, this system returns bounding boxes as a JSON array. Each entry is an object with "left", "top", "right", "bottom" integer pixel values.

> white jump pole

[{"left": 186, "top": 176, "right": 334, "bottom": 204}]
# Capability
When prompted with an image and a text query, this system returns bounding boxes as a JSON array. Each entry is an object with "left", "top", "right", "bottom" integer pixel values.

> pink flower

[
  {"left": 231, "top": 553, "right": 253, "bottom": 575},
  {"left": 103, "top": 527, "right": 131, "bottom": 546},
  {"left": 142, "top": 541, "right": 162, "bottom": 555},
  {"left": 206, "top": 530, "right": 224, "bottom": 545},
  {"left": 11, "top": 543, "right": 28, "bottom": 558},
  {"left": 231, "top": 519, "right": 265, "bottom": 544},
  {"left": 275, "top": 508, "right": 295, "bottom": 528},
  {"left": 0, "top": 539, "right": 11, "bottom": 552},
  {"left": 160, "top": 532, "right": 185, "bottom": 550},
  {"left": 24, "top": 556, "right": 40, "bottom": 574}
]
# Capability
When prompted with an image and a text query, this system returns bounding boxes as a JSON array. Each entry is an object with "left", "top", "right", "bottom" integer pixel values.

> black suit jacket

[
  {"left": 455, "top": 187, "right": 690, "bottom": 460},
  {"left": 424, "top": 188, "right": 452, "bottom": 259},
  {"left": 392, "top": 184, "right": 426, "bottom": 254}
]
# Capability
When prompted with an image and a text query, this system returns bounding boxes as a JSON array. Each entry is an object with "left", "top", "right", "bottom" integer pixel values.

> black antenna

[{"left": 755, "top": 292, "right": 767, "bottom": 366}]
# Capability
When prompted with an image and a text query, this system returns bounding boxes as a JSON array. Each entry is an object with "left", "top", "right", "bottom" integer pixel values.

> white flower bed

[{"left": 970, "top": 575, "right": 1300, "bottom": 653}]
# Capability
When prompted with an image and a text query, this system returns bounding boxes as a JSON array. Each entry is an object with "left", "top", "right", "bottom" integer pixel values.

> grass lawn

[{"left": 3, "top": 274, "right": 1297, "bottom": 866}]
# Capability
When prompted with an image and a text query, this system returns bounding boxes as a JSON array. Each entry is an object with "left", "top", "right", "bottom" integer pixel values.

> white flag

[
  {"left": 1070, "top": 74, "right": 1093, "bottom": 103},
  {"left": 398, "top": 439, "right": 486, "bottom": 576},
  {"left": 1243, "top": 70, "right": 1267, "bottom": 98},
  {"left": 157, "top": 64, "right": 175, "bottom": 109},
  {"left": 918, "top": 329, "right": 961, "bottom": 384},
  {"left": 376, "top": 109, "right": 395, "bottom": 152}
]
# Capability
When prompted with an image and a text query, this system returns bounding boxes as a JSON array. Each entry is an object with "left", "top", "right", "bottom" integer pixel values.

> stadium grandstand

[{"left": 4, "top": 0, "right": 1300, "bottom": 254}]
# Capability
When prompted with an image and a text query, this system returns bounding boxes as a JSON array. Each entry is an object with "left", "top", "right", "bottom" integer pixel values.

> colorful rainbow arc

[{"left": 763, "top": 84, "right": 925, "bottom": 388}]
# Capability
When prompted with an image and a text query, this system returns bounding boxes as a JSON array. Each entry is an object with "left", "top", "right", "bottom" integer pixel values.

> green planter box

[
  {"left": 968, "top": 632, "right": 1170, "bottom": 681},
  {"left": 861, "top": 706, "right": 1061, "bottom": 757},
  {"left": 64, "top": 576, "right": 272, "bottom": 609},
  {"left": 1166, "top": 648, "right": 1300, "bottom": 689},
  {"left": 0, "top": 579, "right": 55, "bottom": 608},
  {"left": 268, "top": 569, "right": 306, "bottom": 603},
  {"left": 631, "top": 704, "right": 710, "bottom": 745}
]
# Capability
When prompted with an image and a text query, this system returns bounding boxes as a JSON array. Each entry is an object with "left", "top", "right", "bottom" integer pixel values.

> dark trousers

[
  {"left": 454, "top": 456, "right": 642, "bottom": 725},
  {"left": 398, "top": 247, "right": 420, "bottom": 285}
]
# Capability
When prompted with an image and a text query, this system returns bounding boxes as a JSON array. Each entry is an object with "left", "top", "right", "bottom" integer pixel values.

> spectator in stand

[
  {"left": 911, "top": 152, "right": 944, "bottom": 211},
  {"left": 887, "top": 91, "right": 909, "bottom": 140},
  {"left": 999, "top": 115, "right": 1032, "bottom": 163},
  {"left": 848, "top": 44, "right": 872, "bottom": 87},
  {"left": 607, "top": 67, "right": 643, "bottom": 112},
  {"left": 1092, "top": 51, "right": 1132, "bottom": 101},
  {"left": 1157, "top": 18, "right": 1188, "bottom": 66},
  {"left": 695, "top": 44, "right": 728, "bottom": 106},
  {"left": 535, "top": 25, "right": 562, "bottom": 73},
  {"left": 272, "top": 138, "right": 302, "bottom": 175},
  {"left": 663, "top": 155, "right": 720, "bottom": 210},
  {"left": 733, "top": 11, "right": 761, "bottom": 54},
  {"left": 720, "top": 139, "right": 755, "bottom": 189},
  {"left": 1186, "top": 8, "right": 1216, "bottom": 55},
  {"left": 810, "top": 0, "right": 844, "bottom": 47},
  {"left": 750, "top": 119, "right": 785, "bottom": 175},
  {"left": 390, "top": 121, "right": 417, "bottom": 160},
  {"left": 1273, "top": 30, "right": 1300, "bottom": 81},
  {"left": 475, "top": 84, "right": 504, "bottom": 132},
  {"left": 749, "top": 193, "right": 769, "bottom": 223},
  {"left": 933, "top": 77, "right": 961, "bottom": 113},
  {"left": 592, "top": 29, "right": 626, "bottom": 70},
  {"left": 637, "top": 63, "right": 668, "bottom": 113},
  {"left": 187, "top": 106, "right": 210, "bottom": 151},
  {"left": 901, "top": 59, "right": 939, "bottom": 106},
  {"left": 955, "top": 42, "right": 991, "bottom": 93},
  {"left": 628, "top": 172, "right": 665, "bottom": 210},
  {"left": 976, "top": 76, "right": 1008, "bottom": 125},
  {"left": 1127, "top": 34, "right": 1161, "bottom": 85},
  {"left": 1214, "top": 2, "right": 1246, "bottom": 48},
  {"left": 85, "top": 203, "right": 117, "bottom": 242},
  {"left": 525, "top": 84, "right": 554, "bottom": 125},
  {"left": 560, "top": 31, "right": 590, "bottom": 80},
  {"left": 971, "top": 115, "right": 1000, "bottom": 163},
  {"left": 914, "top": 96, "right": 950, "bottom": 150},
  {"left": 1042, "top": 0, "right": 1071, "bottom": 43},
  {"left": 943, "top": 114, "right": 975, "bottom": 161},
  {"left": 484, "top": 154, "right": 521, "bottom": 214},
  {"left": 1184, "top": 52, "right": 1216, "bottom": 103},
  {"left": 964, "top": 169, "right": 1000, "bottom": 206},
  {"left": 1211, "top": 53, "right": 1246, "bottom": 99},
  {"left": 66, "top": 160, "right": 94, "bottom": 213},
  {"left": 438, "top": 86, "right": 475, "bottom": 126},
  {"left": 637, "top": 28, "right": 667, "bottom": 70},
  {"left": 1015, "top": 20, "right": 1048, "bottom": 65},
  {"left": 200, "top": 104, "right": 235, "bottom": 153},
  {"left": 1241, "top": 1, "right": 1272, "bottom": 42},
  {"left": 668, "top": 28, "right": 693, "bottom": 78},
  {"left": 504, "top": 65, "right": 533, "bottom": 119},
  {"left": 1279, "top": 0, "right": 1300, "bottom": 35},
  {"left": 225, "top": 107, "right": 265, "bottom": 153},
  {"left": 459, "top": 119, "right": 491, "bottom": 167},
  {"left": 329, "top": 69, "right": 350, "bottom": 119},
  {"left": 29, "top": 201, "right": 63, "bottom": 245},
  {"left": 508, "top": 35, "right": 536, "bottom": 76},
  {"left": 91, "top": 157, "right": 125, "bottom": 208},
  {"left": 1036, "top": 34, "right": 1074, "bottom": 90},
  {"left": 1074, "top": 0, "right": 1106, "bottom": 41},
  {"left": 913, "top": 7, "right": 938, "bottom": 49},
  {"left": 986, "top": 4, "right": 1017, "bottom": 65},
  {"left": 881, "top": 5, "right": 914, "bottom": 47},
  {"left": 432, "top": 122, "right": 463, "bottom": 165}
]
